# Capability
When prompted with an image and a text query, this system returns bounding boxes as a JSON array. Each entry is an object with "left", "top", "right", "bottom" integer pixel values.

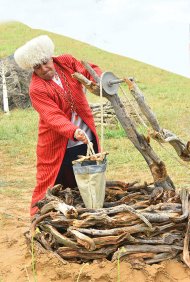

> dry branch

[
  {"left": 29, "top": 183, "right": 190, "bottom": 267},
  {"left": 124, "top": 78, "right": 190, "bottom": 161}
]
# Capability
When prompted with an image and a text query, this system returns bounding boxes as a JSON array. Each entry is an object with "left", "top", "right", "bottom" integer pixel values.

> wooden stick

[{"left": 183, "top": 203, "right": 190, "bottom": 267}]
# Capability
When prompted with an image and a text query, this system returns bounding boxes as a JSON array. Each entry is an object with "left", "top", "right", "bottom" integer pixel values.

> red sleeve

[
  {"left": 30, "top": 89, "right": 78, "bottom": 140},
  {"left": 59, "top": 54, "right": 102, "bottom": 82}
]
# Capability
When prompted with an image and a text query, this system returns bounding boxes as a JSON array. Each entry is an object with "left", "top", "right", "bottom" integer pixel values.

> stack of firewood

[
  {"left": 90, "top": 102, "right": 117, "bottom": 127},
  {"left": 30, "top": 182, "right": 190, "bottom": 267},
  {"left": 90, "top": 101, "right": 144, "bottom": 127}
]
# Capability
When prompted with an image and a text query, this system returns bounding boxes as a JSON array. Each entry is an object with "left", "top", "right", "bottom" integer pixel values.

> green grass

[
  {"left": 0, "top": 21, "right": 190, "bottom": 192},
  {"left": 104, "top": 127, "right": 126, "bottom": 139},
  {"left": 0, "top": 108, "right": 37, "bottom": 161},
  {"left": 1, "top": 108, "right": 189, "bottom": 190}
]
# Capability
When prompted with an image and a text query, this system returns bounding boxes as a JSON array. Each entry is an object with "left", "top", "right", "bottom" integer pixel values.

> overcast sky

[{"left": 0, "top": 0, "right": 190, "bottom": 77}]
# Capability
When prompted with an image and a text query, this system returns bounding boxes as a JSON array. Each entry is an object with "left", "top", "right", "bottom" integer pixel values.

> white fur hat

[{"left": 14, "top": 35, "right": 55, "bottom": 70}]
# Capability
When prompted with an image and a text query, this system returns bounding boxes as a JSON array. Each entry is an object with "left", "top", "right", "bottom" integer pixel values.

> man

[{"left": 14, "top": 35, "right": 101, "bottom": 216}]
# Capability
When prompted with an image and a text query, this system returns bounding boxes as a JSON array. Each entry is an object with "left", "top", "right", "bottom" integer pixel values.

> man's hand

[
  {"left": 72, "top": 72, "right": 101, "bottom": 96},
  {"left": 74, "top": 129, "right": 88, "bottom": 144}
]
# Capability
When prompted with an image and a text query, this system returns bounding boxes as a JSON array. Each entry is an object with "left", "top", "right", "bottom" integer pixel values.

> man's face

[{"left": 33, "top": 58, "right": 55, "bottom": 80}]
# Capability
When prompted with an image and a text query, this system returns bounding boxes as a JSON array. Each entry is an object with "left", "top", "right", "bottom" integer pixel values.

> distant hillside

[{"left": 0, "top": 21, "right": 190, "bottom": 137}]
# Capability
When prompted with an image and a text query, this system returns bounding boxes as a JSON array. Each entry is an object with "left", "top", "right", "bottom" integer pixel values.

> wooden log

[
  {"left": 172, "top": 189, "right": 189, "bottom": 222},
  {"left": 117, "top": 193, "right": 150, "bottom": 202},
  {"left": 134, "top": 233, "right": 183, "bottom": 245},
  {"left": 57, "top": 245, "right": 117, "bottom": 260},
  {"left": 152, "top": 222, "right": 186, "bottom": 237},
  {"left": 72, "top": 72, "right": 101, "bottom": 96},
  {"left": 124, "top": 78, "right": 190, "bottom": 161},
  {"left": 145, "top": 251, "right": 179, "bottom": 264},
  {"left": 61, "top": 188, "right": 74, "bottom": 205},
  {"left": 130, "top": 201, "right": 150, "bottom": 209},
  {"left": 81, "top": 60, "right": 100, "bottom": 83},
  {"left": 73, "top": 212, "right": 141, "bottom": 228},
  {"left": 90, "top": 204, "right": 151, "bottom": 227},
  {"left": 40, "top": 200, "right": 78, "bottom": 219},
  {"left": 103, "top": 199, "right": 150, "bottom": 209},
  {"left": 141, "top": 202, "right": 182, "bottom": 213},
  {"left": 106, "top": 186, "right": 127, "bottom": 196},
  {"left": 35, "top": 231, "right": 58, "bottom": 251},
  {"left": 183, "top": 205, "right": 190, "bottom": 267},
  {"left": 107, "top": 93, "right": 174, "bottom": 190},
  {"left": 93, "top": 232, "right": 136, "bottom": 247},
  {"left": 68, "top": 229, "right": 96, "bottom": 251},
  {"left": 57, "top": 248, "right": 104, "bottom": 260},
  {"left": 50, "top": 184, "right": 63, "bottom": 195},
  {"left": 141, "top": 212, "right": 180, "bottom": 223},
  {"left": 41, "top": 224, "right": 78, "bottom": 249},
  {"left": 106, "top": 180, "right": 132, "bottom": 189},
  {"left": 47, "top": 214, "right": 74, "bottom": 228},
  {"left": 31, "top": 212, "right": 55, "bottom": 237},
  {"left": 45, "top": 187, "right": 61, "bottom": 202},
  {"left": 112, "top": 244, "right": 183, "bottom": 261},
  {"left": 70, "top": 223, "right": 154, "bottom": 236},
  {"left": 127, "top": 184, "right": 154, "bottom": 193},
  {"left": 127, "top": 253, "right": 154, "bottom": 259}
]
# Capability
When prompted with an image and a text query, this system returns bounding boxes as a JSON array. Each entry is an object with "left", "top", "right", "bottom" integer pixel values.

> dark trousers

[{"left": 54, "top": 139, "right": 98, "bottom": 188}]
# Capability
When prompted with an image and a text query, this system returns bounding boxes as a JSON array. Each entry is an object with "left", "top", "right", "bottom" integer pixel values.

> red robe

[{"left": 29, "top": 54, "right": 101, "bottom": 216}]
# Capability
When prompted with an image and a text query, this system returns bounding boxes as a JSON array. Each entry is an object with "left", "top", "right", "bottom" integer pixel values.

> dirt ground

[{"left": 1, "top": 161, "right": 190, "bottom": 282}]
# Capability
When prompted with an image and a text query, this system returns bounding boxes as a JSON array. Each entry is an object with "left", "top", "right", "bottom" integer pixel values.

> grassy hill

[{"left": 0, "top": 21, "right": 190, "bottom": 189}]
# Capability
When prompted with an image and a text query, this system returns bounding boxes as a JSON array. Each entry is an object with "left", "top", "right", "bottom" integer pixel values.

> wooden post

[
  {"left": 124, "top": 78, "right": 190, "bottom": 161},
  {"left": 72, "top": 70, "right": 175, "bottom": 190},
  {"left": 1, "top": 61, "right": 9, "bottom": 114}
]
